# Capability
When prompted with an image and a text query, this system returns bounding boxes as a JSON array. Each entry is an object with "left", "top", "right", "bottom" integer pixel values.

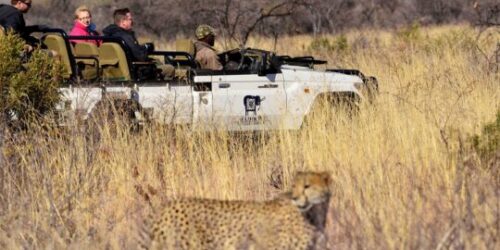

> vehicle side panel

[
  {"left": 138, "top": 84, "right": 193, "bottom": 125},
  {"left": 211, "top": 73, "right": 286, "bottom": 131},
  {"left": 282, "top": 66, "right": 363, "bottom": 129}
]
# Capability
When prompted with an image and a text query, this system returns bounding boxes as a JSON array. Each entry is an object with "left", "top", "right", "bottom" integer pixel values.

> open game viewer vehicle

[{"left": 39, "top": 29, "right": 378, "bottom": 131}]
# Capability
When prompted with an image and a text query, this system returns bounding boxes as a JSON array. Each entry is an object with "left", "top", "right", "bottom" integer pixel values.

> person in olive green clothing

[{"left": 194, "top": 24, "right": 223, "bottom": 71}]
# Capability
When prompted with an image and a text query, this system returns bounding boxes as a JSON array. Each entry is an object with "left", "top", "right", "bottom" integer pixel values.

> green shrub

[
  {"left": 332, "top": 35, "right": 349, "bottom": 53},
  {"left": 397, "top": 22, "right": 422, "bottom": 45},
  {"left": 309, "top": 35, "right": 349, "bottom": 53},
  {"left": 471, "top": 110, "right": 500, "bottom": 162},
  {"left": 309, "top": 37, "right": 333, "bottom": 52},
  {"left": 0, "top": 33, "right": 63, "bottom": 127}
]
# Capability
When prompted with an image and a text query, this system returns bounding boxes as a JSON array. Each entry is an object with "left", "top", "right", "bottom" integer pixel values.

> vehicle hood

[{"left": 281, "top": 65, "right": 363, "bottom": 84}]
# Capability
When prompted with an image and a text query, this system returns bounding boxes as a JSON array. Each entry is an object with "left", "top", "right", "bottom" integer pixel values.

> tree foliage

[
  {"left": 0, "top": 33, "right": 63, "bottom": 127},
  {"left": 27, "top": 0, "right": 500, "bottom": 46},
  {"left": 471, "top": 110, "right": 500, "bottom": 163}
]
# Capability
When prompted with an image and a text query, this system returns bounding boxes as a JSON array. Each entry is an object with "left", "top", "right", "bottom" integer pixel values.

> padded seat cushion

[
  {"left": 74, "top": 42, "right": 99, "bottom": 66},
  {"left": 98, "top": 42, "right": 131, "bottom": 81},
  {"left": 43, "top": 34, "right": 73, "bottom": 79},
  {"left": 176, "top": 39, "right": 195, "bottom": 56},
  {"left": 74, "top": 42, "right": 99, "bottom": 80},
  {"left": 100, "top": 58, "right": 119, "bottom": 66}
]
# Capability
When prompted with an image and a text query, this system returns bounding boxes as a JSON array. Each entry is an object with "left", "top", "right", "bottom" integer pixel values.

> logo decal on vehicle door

[
  {"left": 244, "top": 95, "right": 262, "bottom": 116},
  {"left": 242, "top": 95, "right": 267, "bottom": 125}
]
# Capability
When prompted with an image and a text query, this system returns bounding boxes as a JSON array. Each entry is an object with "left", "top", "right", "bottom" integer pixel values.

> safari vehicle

[{"left": 39, "top": 29, "right": 377, "bottom": 131}]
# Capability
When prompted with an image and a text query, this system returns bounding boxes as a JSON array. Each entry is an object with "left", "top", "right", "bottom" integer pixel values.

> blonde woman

[{"left": 69, "top": 5, "right": 99, "bottom": 45}]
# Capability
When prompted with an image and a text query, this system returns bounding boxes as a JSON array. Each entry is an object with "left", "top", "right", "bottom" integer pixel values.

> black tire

[{"left": 85, "top": 98, "right": 144, "bottom": 140}]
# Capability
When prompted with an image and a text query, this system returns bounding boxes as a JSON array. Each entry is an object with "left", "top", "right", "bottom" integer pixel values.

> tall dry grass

[{"left": 0, "top": 25, "right": 499, "bottom": 249}]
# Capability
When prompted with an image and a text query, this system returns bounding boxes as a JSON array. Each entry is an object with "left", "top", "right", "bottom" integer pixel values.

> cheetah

[{"left": 139, "top": 171, "right": 332, "bottom": 250}]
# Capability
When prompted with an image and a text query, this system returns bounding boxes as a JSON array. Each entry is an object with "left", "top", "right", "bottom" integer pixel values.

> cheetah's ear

[
  {"left": 294, "top": 171, "right": 307, "bottom": 176},
  {"left": 319, "top": 171, "right": 332, "bottom": 184},
  {"left": 292, "top": 171, "right": 307, "bottom": 180}
]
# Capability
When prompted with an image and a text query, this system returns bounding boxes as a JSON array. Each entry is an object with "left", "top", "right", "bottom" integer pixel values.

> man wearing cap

[
  {"left": 194, "top": 24, "right": 223, "bottom": 71},
  {"left": 0, "top": 0, "right": 45, "bottom": 50}
]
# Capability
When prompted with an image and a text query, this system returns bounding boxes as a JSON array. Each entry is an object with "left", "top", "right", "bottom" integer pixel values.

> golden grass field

[{"left": 1, "top": 25, "right": 499, "bottom": 249}]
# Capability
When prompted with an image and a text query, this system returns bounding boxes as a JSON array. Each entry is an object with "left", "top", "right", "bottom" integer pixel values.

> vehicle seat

[
  {"left": 42, "top": 34, "right": 73, "bottom": 79},
  {"left": 174, "top": 39, "right": 196, "bottom": 79},
  {"left": 74, "top": 42, "right": 99, "bottom": 80},
  {"left": 99, "top": 42, "right": 131, "bottom": 81},
  {"left": 176, "top": 39, "right": 195, "bottom": 59}
]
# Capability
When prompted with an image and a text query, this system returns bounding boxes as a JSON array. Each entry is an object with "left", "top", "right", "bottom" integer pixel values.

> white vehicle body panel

[
  {"left": 192, "top": 75, "right": 213, "bottom": 129},
  {"left": 212, "top": 73, "right": 286, "bottom": 130},
  {"left": 57, "top": 86, "right": 102, "bottom": 125},
  {"left": 139, "top": 84, "right": 193, "bottom": 124},
  {"left": 281, "top": 66, "right": 362, "bottom": 128},
  {"left": 57, "top": 65, "right": 364, "bottom": 131}
]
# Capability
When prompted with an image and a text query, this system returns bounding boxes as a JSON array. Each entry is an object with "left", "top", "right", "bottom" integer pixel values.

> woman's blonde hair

[{"left": 74, "top": 5, "right": 91, "bottom": 19}]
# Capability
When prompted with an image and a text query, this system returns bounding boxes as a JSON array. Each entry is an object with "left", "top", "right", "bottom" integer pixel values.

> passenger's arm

[
  {"left": 206, "top": 51, "right": 223, "bottom": 71},
  {"left": 2, "top": 13, "right": 21, "bottom": 33},
  {"left": 24, "top": 24, "right": 49, "bottom": 34},
  {"left": 133, "top": 44, "right": 149, "bottom": 62},
  {"left": 124, "top": 36, "right": 148, "bottom": 61}
]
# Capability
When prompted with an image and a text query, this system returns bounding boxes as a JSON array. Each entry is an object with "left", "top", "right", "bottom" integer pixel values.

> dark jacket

[
  {"left": 102, "top": 24, "right": 148, "bottom": 62},
  {"left": 0, "top": 4, "right": 41, "bottom": 45}
]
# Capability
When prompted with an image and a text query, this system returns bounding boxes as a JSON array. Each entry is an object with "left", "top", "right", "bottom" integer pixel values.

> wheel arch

[{"left": 300, "top": 91, "right": 360, "bottom": 128}]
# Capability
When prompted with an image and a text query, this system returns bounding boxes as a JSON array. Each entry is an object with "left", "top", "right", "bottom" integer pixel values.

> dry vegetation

[
  {"left": 27, "top": 0, "right": 499, "bottom": 44},
  {"left": 1, "top": 25, "right": 499, "bottom": 249}
]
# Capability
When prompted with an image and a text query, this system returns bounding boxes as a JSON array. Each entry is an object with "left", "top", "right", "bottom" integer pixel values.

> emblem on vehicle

[
  {"left": 244, "top": 95, "right": 263, "bottom": 116},
  {"left": 241, "top": 95, "right": 266, "bottom": 125}
]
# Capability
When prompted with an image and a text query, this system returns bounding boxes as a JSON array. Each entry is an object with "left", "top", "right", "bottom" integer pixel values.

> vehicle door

[
  {"left": 212, "top": 72, "right": 286, "bottom": 131},
  {"left": 58, "top": 85, "right": 103, "bottom": 125},
  {"left": 192, "top": 75, "right": 213, "bottom": 130},
  {"left": 136, "top": 82, "right": 192, "bottom": 125}
]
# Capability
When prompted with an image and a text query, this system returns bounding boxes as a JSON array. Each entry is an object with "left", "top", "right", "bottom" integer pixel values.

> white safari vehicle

[{"left": 41, "top": 29, "right": 377, "bottom": 131}]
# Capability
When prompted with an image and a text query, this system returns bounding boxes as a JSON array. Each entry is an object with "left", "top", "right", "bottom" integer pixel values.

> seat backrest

[
  {"left": 174, "top": 39, "right": 197, "bottom": 75},
  {"left": 74, "top": 42, "right": 99, "bottom": 80},
  {"left": 176, "top": 39, "right": 195, "bottom": 56},
  {"left": 176, "top": 39, "right": 195, "bottom": 59},
  {"left": 74, "top": 42, "right": 99, "bottom": 65},
  {"left": 74, "top": 42, "right": 99, "bottom": 57},
  {"left": 43, "top": 34, "right": 73, "bottom": 79},
  {"left": 98, "top": 42, "right": 130, "bottom": 81}
]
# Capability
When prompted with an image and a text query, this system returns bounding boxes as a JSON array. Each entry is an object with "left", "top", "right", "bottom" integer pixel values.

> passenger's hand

[
  {"left": 23, "top": 44, "right": 34, "bottom": 53},
  {"left": 143, "top": 43, "right": 155, "bottom": 53}
]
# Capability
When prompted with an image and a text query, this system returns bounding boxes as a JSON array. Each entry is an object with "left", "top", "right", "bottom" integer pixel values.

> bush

[
  {"left": 332, "top": 35, "right": 349, "bottom": 52},
  {"left": 397, "top": 22, "right": 422, "bottom": 45},
  {"left": 470, "top": 110, "right": 500, "bottom": 162},
  {"left": 0, "top": 33, "right": 63, "bottom": 127},
  {"left": 309, "top": 35, "right": 349, "bottom": 53},
  {"left": 309, "top": 37, "right": 334, "bottom": 52}
]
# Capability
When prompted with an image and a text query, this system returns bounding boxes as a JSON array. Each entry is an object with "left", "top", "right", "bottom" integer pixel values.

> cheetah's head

[{"left": 290, "top": 171, "right": 331, "bottom": 212}]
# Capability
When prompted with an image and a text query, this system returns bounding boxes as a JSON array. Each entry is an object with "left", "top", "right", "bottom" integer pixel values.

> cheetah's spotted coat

[{"left": 140, "top": 172, "right": 331, "bottom": 250}]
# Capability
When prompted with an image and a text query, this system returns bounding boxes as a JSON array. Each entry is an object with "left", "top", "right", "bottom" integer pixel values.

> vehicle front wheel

[{"left": 85, "top": 98, "right": 145, "bottom": 141}]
